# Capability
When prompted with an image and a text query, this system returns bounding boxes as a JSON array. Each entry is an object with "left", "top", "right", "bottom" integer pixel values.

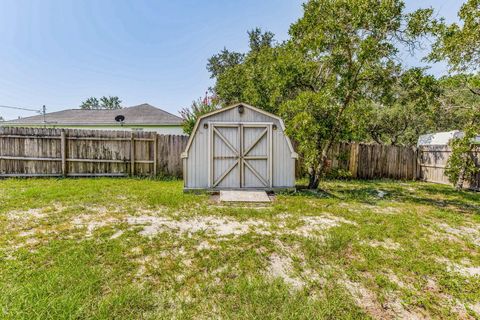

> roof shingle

[{"left": 3, "top": 103, "right": 182, "bottom": 126}]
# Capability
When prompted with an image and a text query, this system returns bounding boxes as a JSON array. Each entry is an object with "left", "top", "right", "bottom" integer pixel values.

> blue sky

[{"left": 0, "top": 0, "right": 464, "bottom": 120}]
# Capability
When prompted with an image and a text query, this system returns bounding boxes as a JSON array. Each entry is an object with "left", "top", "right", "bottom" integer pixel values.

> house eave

[{"left": 0, "top": 123, "right": 182, "bottom": 127}]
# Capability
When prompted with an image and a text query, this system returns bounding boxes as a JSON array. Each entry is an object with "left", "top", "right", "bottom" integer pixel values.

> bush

[{"left": 445, "top": 127, "right": 479, "bottom": 189}]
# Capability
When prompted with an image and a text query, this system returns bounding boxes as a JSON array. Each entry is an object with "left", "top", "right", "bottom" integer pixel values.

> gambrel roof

[{"left": 182, "top": 103, "right": 297, "bottom": 158}]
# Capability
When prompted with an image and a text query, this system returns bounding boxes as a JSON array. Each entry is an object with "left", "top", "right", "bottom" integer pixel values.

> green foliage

[
  {"left": 209, "top": 0, "right": 436, "bottom": 188},
  {"left": 325, "top": 168, "right": 352, "bottom": 180},
  {"left": 207, "top": 28, "right": 275, "bottom": 81},
  {"left": 280, "top": 91, "right": 350, "bottom": 171},
  {"left": 445, "top": 124, "right": 480, "bottom": 190},
  {"left": 429, "top": 0, "right": 480, "bottom": 190},
  {"left": 247, "top": 27, "right": 275, "bottom": 52},
  {"left": 429, "top": 0, "right": 480, "bottom": 73},
  {"left": 207, "top": 48, "right": 244, "bottom": 80},
  {"left": 435, "top": 75, "right": 479, "bottom": 130},
  {"left": 100, "top": 96, "right": 122, "bottom": 110},
  {"left": 80, "top": 96, "right": 122, "bottom": 110},
  {"left": 179, "top": 98, "right": 220, "bottom": 135},
  {"left": 365, "top": 68, "right": 442, "bottom": 145}
]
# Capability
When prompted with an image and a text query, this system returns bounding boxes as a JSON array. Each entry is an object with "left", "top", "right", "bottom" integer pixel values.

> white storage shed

[{"left": 181, "top": 103, "right": 298, "bottom": 191}]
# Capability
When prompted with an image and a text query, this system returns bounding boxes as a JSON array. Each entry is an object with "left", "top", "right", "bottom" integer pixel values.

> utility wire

[
  {"left": 0, "top": 105, "right": 42, "bottom": 113},
  {"left": 0, "top": 104, "right": 48, "bottom": 124}
]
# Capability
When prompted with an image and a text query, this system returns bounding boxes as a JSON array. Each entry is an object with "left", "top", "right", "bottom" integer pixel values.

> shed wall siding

[{"left": 185, "top": 106, "right": 295, "bottom": 189}]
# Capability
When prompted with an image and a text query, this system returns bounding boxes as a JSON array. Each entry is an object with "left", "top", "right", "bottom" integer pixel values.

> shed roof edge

[{"left": 182, "top": 103, "right": 297, "bottom": 158}]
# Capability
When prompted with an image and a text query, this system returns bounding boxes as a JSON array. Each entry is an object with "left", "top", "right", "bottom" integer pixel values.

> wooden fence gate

[{"left": 0, "top": 127, "right": 188, "bottom": 178}]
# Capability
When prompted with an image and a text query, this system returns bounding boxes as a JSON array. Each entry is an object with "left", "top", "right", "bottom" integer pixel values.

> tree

[
  {"left": 429, "top": 0, "right": 480, "bottom": 189},
  {"left": 210, "top": 0, "right": 435, "bottom": 188},
  {"left": 80, "top": 96, "right": 122, "bottom": 110},
  {"left": 286, "top": 0, "right": 436, "bottom": 188},
  {"left": 211, "top": 34, "right": 315, "bottom": 115},
  {"left": 207, "top": 49, "right": 244, "bottom": 79},
  {"left": 207, "top": 28, "right": 275, "bottom": 80},
  {"left": 80, "top": 97, "right": 100, "bottom": 110},
  {"left": 365, "top": 68, "right": 442, "bottom": 146},
  {"left": 435, "top": 75, "right": 478, "bottom": 130},
  {"left": 248, "top": 28, "right": 275, "bottom": 52},
  {"left": 180, "top": 95, "right": 220, "bottom": 135},
  {"left": 445, "top": 125, "right": 480, "bottom": 190},
  {"left": 100, "top": 96, "right": 122, "bottom": 110},
  {"left": 429, "top": 0, "right": 480, "bottom": 74},
  {"left": 438, "top": 75, "right": 480, "bottom": 189}
]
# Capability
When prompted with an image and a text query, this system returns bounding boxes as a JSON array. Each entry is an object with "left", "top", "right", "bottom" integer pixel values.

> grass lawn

[{"left": 0, "top": 178, "right": 479, "bottom": 319}]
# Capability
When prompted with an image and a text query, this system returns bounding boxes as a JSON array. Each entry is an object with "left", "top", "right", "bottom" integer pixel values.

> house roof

[{"left": 3, "top": 104, "right": 183, "bottom": 126}]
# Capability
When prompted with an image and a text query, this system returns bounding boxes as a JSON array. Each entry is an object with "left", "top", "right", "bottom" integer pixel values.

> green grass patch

[{"left": 0, "top": 178, "right": 479, "bottom": 319}]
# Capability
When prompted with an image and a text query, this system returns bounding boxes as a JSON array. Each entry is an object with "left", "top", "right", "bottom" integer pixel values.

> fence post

[
  {"left": 61, "top": 130, "right": 67, "bottom": 177},
  {"left": 349, "top": 143, "right": 359, "bottom": 178},
  {"left": 415, "top": 147, "right": 421, "bottom": 181},
  {"left": 153, "top": 134, "right": 158, "bottom": 177},
  {"left": 130, "top": 132, "right": 135, "bottom": 176}
]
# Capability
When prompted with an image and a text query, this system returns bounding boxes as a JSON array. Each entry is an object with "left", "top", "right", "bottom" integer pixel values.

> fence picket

[
  {"left": 1, "top": 128, "right": 478, "bottom": 189},
  {"left": 0, "top": 127, "right": 187, "bottom": 178}
]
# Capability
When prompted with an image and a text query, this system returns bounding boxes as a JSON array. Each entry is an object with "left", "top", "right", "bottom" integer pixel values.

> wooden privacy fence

[
  {"left": 418, "top": 145, "right": 480, "bottom": 190},
  {"left": 324, "top": 143, "right": 418, "bottom": 180},
  {"left": 298, "top": 142, "right": 479, "bottom": 190},
  {"left": 0, "top": 127, "right": 188, "bottom": 178},
  {"left": 1, "top": 127, "right": 479, "bottom": 189}
]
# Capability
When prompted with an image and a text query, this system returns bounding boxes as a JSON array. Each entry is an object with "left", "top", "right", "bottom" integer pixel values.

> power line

[
  {"left": 0, "top": 104, "right": 48, "bottom": 124},
  {"left": 0, "top": 105, "right": 42, "bottom": 113}
]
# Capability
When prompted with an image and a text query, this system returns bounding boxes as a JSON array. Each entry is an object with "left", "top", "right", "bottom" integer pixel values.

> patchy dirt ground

[{"left": 0, "top": 179, "right": 479, "bottom": 319}]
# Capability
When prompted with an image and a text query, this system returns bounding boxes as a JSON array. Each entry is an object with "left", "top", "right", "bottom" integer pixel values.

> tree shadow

[
  {"left": 319, "top": 180, "right": 480, "bottom": 214},
  {"left": 288, "top": 185, "right": 338, "bottom": 199}
]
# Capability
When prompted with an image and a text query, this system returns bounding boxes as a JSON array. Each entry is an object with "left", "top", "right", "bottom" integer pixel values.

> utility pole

[{"left": 42, "top": 105, "right": 46, "bottom": 126}]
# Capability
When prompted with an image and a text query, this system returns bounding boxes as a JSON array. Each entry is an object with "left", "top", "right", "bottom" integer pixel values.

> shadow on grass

[
  {"left": 296, "top": 179, "right": 480, "bottom": 214},
  {"left": 289, "top": 185, "right": 338, "bottom": 199}
]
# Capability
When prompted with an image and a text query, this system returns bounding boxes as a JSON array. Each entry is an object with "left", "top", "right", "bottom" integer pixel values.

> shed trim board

[
  {"left": 181, "top": 103, "right": 298, "bottom": 159},
  {"left": 208, "top": 122, "right": 273, "bottom": 189},
  {"left": 183, "top": 103, "right": 296, "bottom": 191}
]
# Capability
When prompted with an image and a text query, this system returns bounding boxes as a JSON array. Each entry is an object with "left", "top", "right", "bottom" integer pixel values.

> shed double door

[{"left": 209, "top": 123, "right": 272, "bottom": 189}]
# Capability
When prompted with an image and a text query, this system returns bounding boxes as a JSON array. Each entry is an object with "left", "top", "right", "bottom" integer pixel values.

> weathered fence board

[
  {"left": 1, "top": 127, "right": 478, "bottom": 190},
  {"left": 324, "top": 143, "right": 418, "bottom": 180},
  {"left": 297, "top": 142, "right": 479, "bottom": 190},
  {"left": 0, "top": 127, "right": 187, "bottom": 178},
  {"left": 419, "top": 145, "right": 480, "bottom": 190}
]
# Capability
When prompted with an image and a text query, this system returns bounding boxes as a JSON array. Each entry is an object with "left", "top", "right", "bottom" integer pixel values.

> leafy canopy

[
  {"left": 209, "top": 0, "right": 436, "bottom": 188},
  {"left": 429, "top": 0, "right": 480, "bottom": 73},
  {"left": 429, "top": 0, "right": 480, "bottom": 189},
  {"left": 180, "top": 97, "right": 220, "bottom": 135},
  {"left": 80, "top": 96, "right": 122, "bottom": 110},
  {"left": 364, "top": 68, "right": 442, "bottom": 146}
]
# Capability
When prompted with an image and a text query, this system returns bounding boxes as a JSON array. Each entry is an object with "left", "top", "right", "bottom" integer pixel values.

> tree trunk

[
  {"left": 307, "top": 90, "right": 353, "bottom": 190},
  {"left": 308, "top": 146, "right": 331, "bottom": 189},
  {"left": 455, "top": 153, "right": 468, "bottom": 190},
  {"left": 307, "top": 166, "right": 319, "bottom": 189}
]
